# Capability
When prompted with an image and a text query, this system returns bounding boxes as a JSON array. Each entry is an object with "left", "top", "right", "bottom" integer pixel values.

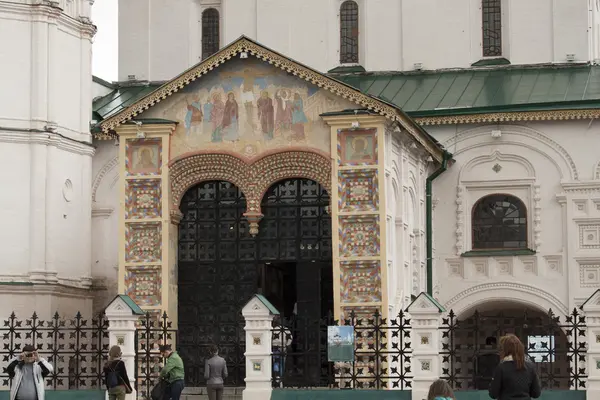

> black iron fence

[
  {"left": 135, "top": 311, "right": 177, "bottom": 400},
  {"left": 272, "top": 309, "right": 413, "bottom": 390},
  {"left": 439, "top": 308, "right": 587, "bottom": 391},
  {"left": 0, "top": 311, "right": 109, "bottom": 390}
]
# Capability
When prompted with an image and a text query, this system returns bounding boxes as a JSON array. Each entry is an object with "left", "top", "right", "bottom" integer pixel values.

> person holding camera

[{"left": 7, "top": 344, "right": 53, "bottom": 400}]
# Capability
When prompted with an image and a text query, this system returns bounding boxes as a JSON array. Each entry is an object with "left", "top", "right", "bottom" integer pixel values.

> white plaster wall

[
  {"left": 118, "top": 0, "right": 590, "bottom": 81},
  {"left": 92, "top": 80, "right": 113, "bottom": 100},
  {"left": 0, "top": 1, "right": 95, "bottom": 316},
  {"left": 385, "top": 130, "right": 431, "bottom": 315},
  {"left": 91, "top": 140, "right": 120, "bottom": 312},
  {"left": 429, "top": 121, "right": 600, "bottom": 318}
]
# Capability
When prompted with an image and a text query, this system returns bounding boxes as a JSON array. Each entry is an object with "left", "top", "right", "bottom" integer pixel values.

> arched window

[
  {"left": 472, "top": 194, "right": 527, "bottom": 250},
  {"left": 482, "top": 0, "right": 502, "bottom": 57},
  {"left": 202, "top": 8, "right": 220, "bottom": 60},
  {"left": 340, "top": 1, "right": 359, "bottom": 64}
]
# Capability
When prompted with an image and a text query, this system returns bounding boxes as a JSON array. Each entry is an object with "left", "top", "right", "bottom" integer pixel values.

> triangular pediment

[
  {"left": 104, "top": 294, "right": 145, "bottom": 317},
  {"left": 97, "top": 36, "right": 444, "bottom": 162},
  {"left": 407, "top": 292, "right": 446, "bottom": 314},
  {"left": 242, "top": 294, "right": 280, "bottom": 317}
]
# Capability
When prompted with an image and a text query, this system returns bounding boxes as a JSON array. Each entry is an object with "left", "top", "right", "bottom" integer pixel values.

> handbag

[{"left": 150, "top": 379, "right": 168, "bottom": 400}]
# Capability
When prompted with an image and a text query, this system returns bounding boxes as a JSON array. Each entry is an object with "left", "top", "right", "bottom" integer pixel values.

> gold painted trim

[
  {"left": 97, "top": 37, "right": 443, "bottom": 163},
  {"left": 414, "top": 108, "right": 600, "bottom": 125}
]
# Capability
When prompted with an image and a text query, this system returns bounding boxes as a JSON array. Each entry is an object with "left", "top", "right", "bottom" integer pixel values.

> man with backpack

[{"left": 7, "top": 344, "right": 53, "bottom": 400}]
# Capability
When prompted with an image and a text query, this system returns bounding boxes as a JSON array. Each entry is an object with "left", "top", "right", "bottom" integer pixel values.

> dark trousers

[
  {"left": 207, "top": 383, "right": 224, "bottom": 400},
  {"left": 165, "top": 379, "right": 185, "bottom": 400}
]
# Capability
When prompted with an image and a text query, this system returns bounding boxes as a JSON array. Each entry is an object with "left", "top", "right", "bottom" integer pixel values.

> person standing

[
  {"left": 104, "top": 345, "right": 133, "bottom": 400},
  {"left": 159, "top": 345, "right": 185, "bottom": 400},
  {"left": 204, "top": 345, "right": 228, "bottom": 400},
  {"left": 489, "top": 334, "right": 542, "bottom": 400},
  {"left": 7, "top": 344, "right": 53, "bottom": 400}
]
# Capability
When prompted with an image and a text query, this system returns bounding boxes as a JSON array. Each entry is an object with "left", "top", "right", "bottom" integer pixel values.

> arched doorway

[{"left": 177, "top": 178, "right": 333, "bottom": 387}]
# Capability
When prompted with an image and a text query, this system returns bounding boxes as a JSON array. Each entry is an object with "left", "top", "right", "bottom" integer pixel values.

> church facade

[{"left": 3, "top": 0, "right": 600, "bottom": 390}]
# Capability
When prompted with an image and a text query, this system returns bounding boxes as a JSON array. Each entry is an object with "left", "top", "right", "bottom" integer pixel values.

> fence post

[
  {"left": 242, "top": 294, "right": 278, "bottom": 400},
  {"left": 407, "top": 292, "right": 445, "bottom": 400},
  {"left": 104, "top": 295, "right": 145, "bottom": 400},
  {"left": 582, "top": 291, "right": 600, "bottom": 398}
]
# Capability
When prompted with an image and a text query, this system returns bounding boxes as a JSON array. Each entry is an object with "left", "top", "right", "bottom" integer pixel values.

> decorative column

[
  {"left": 582, "top": 290, "right": 600, "bottom": 399},
  {"left": 407, "top": 292, "right": 445, "bottom": 400},
  {"left": 104, "top": 295, "right": 145, "bottom": 400},
  {"left": 242, "top": 295, "right": 278, "bottom": 400}
]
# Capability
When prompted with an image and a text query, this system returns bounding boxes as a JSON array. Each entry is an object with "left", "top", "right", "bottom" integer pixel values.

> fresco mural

[{"left": 144, "top": 57, "right": 356, "bottom": 158}]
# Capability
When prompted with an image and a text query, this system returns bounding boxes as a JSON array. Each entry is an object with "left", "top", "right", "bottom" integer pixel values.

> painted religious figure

[
  {"left": 184, "top": 97, "right": 203, "bottom": 136},
  {"left": 221, "top": 92, "right": 239, "bottom": 141},
  {"left": 341, "top": 130, "right": 376, "bottom": 165},
  {"left": 275, "top": 89, "right": 292, "bottom": 133},
  {"left": 291, "top": 92, "right": 308, "bottom": 140},
  {"left": 257, "top": 91, "right": 275, "bottom": 139},
  {"left": 210, "top": 93, "right": 225, "bottom": 142},
  {"left": 128, "top": 139, "right": 161, "bottom": 174},
  {"left": 220, "top": 68, "right": 271, "bottom": 130}
]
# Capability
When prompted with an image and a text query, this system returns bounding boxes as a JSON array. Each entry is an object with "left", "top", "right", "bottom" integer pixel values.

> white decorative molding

[
  {"left": 594, "top": 160, "right": 600, "bottom": 180},
  {"left": 577, "top": 259, "right": 600, "bottom": 288},
  {"left": 444, "top": 282, "right": 569, "bottom": 316},
  {"left": 574, "top": 199, "right": 589, "bottom": 214},
  {"left": 533, "top": 184, "right": 542, "bottom": 249},
  {"left": 543, "top": 255, "right": 563, "bottom": 275},
  {"left": 520, "top": 256, "right": 538, "bottom": 276},
  {"left": 495, "top": 258, "right": 514, "bottom": 277},
  {"left": 561, "top": 181, "right": 600, "bottom": 194},
  {"left": 91, "top": 156, "right": 118, "bottom": 202},
  {"left": 459, "top": 150, "right": 536, "bottom": 181},
  {"left": 447, "top": 258, "right": 464, "bottom": 278},
  {"left": 455, "top": 185, "right": 465, "bottom": 255},
  {"left": 471, "top": 259, "right": 490, "bottom": 278},
  {"left": 579, "top": 223, "right": 600, "bottom": 249},
  {"left": 62, "top": 179, "right": 73, "bottom": 202},
  {"left": 0, "top": 131, "right": 94, "bottom": 156},
  {"left": 442, "top": 125, "right": 578, "bottom": 180},
  {"left": 92, "top": 207, "right": 114, "bottom": 218}
]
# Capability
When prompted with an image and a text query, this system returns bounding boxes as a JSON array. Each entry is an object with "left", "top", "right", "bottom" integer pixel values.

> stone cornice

[
  {"left": 414, "top": 108, "right": 600, "bottom": 126},
  {"left": 0, "top": 131, "right": 95, "bottom": 156},
  {"left": 561, "top": 181, "right": 600, "bottom": 194},
  {"left": 0, "top": 1, "right": 96, "bottom": 38}
]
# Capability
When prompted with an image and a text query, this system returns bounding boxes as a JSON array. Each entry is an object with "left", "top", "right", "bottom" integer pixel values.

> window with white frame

[
  {"left": 471, "top": 194, "right": 528, "bottom": 250},
  {"left": 201, "top": 8, "right": 220, "bottom": 60},
  {"left": 482, "top": 0, "right": 502, "bottom": 57},
  {"left": 340, "top": 1, "right": 359, "bottom": 64}
]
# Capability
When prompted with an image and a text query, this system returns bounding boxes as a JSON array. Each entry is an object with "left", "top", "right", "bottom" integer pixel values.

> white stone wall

[
  {"left": 385, "top": 128, "right": 432, "bottom": 316},
  {"left": 0, "top": 0, "right": 95, "bottom": 319},
  {"left": 118, "top": 0, "right": 590, "bottom": 81},
  {"left": 429, "top": 121, "right": 600, "bottom": 319},
  {"left": 91, "top": 140, "right": 120, "bottom": 313}
]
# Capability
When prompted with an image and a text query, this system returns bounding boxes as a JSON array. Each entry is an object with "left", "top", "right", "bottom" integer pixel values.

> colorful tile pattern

[
  {"left": 125, "top": 179, "right": 162, "bottom": 219},
  {"left": 125, "top": 265, "right": 162, "bottom": 306},
  {"left": 339, "top": 215, "right": 380, "bottom": 257},
  {"left": 125, "top": 222, "right": 162, "bottom": 263},
  {"left": 337, "top": 128, "right": 378, "bottom": 166},
  {"left": 340, "top": 260, "right": 382, "bottom": 302},
  {"left": 126, "top": 138, "right": 162, "bottom": 176},
  {"left": 338, "top": 169, "right": 379, "bottom": 212}
]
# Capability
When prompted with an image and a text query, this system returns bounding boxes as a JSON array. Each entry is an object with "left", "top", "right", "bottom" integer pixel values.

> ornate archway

[{"left": 169, "top": 150, "right": 332, "bottom": 234}]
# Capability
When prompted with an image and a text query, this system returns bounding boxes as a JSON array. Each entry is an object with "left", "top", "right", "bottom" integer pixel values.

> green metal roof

[
  {"left": 92, "top": 65, "right": 600, "bottom": 124},
  {"left": 334, "top": 64, "right": 600, "bottom": 116},
  {"left": 93, "top": 84, "right": 161, "bottom": 122}
]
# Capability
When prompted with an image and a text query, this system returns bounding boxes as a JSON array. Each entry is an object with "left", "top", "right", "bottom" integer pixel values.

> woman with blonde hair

[
  {"left": 104, "top": 345, "right": 133, "bottom": 400},
  {"left": 427, "top": 379, "right": 455, "bottom": 400},
  {"left": 489, "top": 334, "right": 541, "bottom": 399}
]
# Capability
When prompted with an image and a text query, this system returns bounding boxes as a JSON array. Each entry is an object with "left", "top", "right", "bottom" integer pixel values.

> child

[{"left": 427, "top": 379, "right": 455, "bottom": 400}]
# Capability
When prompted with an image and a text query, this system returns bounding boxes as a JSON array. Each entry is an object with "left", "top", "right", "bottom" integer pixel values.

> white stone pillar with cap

[
  {"left": 242, "top": 294, "right": 278, "bottom": 400},
  {"left": 407, "top": 292, "right": 445, "bottom": 400},
  {"left": 105, "top": 295, "right": 145, "bottom": 400}
]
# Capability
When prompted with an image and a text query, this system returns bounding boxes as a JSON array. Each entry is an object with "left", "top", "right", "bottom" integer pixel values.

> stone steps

[{"left": 181, "top": 387, "right": 244, "bottom": 400}]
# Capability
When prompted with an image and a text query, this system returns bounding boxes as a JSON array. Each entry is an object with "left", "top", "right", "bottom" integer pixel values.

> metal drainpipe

[{"left": 426, "top": 151, "right": 452, "bottom": 295}]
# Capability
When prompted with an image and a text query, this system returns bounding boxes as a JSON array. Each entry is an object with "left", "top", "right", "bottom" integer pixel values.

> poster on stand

[{"left": 327, "top": 326, "right": 354, "bottom": 362}]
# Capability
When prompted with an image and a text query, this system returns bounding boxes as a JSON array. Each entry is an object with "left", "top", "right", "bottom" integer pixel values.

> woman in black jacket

[
  {"left": 489, "top": 334, "right": 541, "bottom": 400},
  {"left": 104, "top": 345, "right": 133, "bottom": 400}
]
